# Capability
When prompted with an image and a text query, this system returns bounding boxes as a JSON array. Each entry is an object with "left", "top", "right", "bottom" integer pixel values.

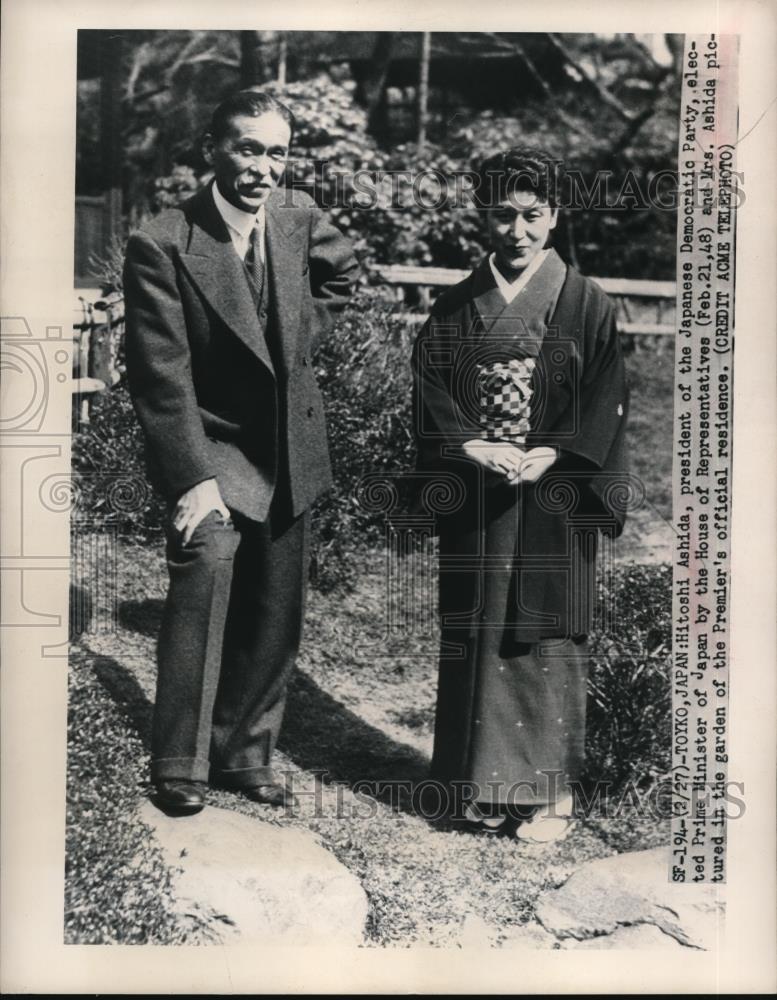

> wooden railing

[
  {"left": 72, "top": 265, "right": 676, "bottom": 421},
  {"left": 72, "top": 294, "right": 124, "bottom": 425},
  {"left": 372, "top": 264, "right": 676, "bottom": 336}
]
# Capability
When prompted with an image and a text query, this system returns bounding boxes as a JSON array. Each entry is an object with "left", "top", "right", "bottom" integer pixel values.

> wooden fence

[
  {"left": 72, "top": 265, "right": 676, "bottom": 423},
  {"left": 372, "top": 264, "right": 676, "bottom": 336},
  {"left": 72, "top": 294, "right": 124, "bottom": 425}
]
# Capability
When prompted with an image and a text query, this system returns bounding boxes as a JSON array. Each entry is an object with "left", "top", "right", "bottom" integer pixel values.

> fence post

[{"left": 78, "top": 307, "right": 92, "bottom": 426}]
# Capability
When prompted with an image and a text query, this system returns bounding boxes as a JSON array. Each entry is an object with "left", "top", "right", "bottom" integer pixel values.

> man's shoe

[
  {"left": 154, "top": 779, "right": 206, "bottom": 815},
  {"left": 241, "top": 783, "right": 298, "bottom": 809}
]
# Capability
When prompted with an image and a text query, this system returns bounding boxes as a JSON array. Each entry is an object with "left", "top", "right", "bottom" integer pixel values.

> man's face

[
  {"left": 486, "top": 190, "right": 558, "bottom": 275},
  {"left": 203, "top": 112, "right": 291, "bottom": 213}
]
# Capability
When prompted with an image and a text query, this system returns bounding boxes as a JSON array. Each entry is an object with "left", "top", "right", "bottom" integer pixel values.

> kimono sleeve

[
  {"left": 410, "top": 309, "right": 482, "bottom": 470},
  {"left": 530, "top": 288, "right": 630, "bottom": 534},
  {"left": 562, "top": 298, "right": 629, "bottom": 471}
]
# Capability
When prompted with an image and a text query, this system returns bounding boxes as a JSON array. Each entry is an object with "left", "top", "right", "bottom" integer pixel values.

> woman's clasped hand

[{"left": 461, "top": 440, "right": 558, "bottom": 485}]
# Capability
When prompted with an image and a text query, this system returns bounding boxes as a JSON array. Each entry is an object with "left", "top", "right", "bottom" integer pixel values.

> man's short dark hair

[
  {"left": 474, "top": 147, "right": 565, "bottom": 210},
  {"left": 208, "top": 90, "right": 295, "bottom": 142}
]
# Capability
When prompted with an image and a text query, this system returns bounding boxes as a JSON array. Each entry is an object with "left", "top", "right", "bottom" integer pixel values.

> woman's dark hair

[
  {"left": 208, "top": 90, "right": 295, "bottom": 142},
  {"left": 474, "top": 147, "right": 565, "bottom": 210}
]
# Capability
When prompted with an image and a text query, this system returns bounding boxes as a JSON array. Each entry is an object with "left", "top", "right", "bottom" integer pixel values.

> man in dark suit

[{"left": 124, "top": 91, "right": 359, "bottom": 814}]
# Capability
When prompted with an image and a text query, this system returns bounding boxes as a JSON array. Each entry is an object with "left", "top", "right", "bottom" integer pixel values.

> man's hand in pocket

[{"left": 172, "top": 478, "right": 230, "bottom": 546}]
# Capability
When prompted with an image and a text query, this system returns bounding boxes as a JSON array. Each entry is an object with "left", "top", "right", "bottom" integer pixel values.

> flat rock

[
  {"left": 562, "top": 923, "right": 683, "bottom": 949},
  {"left": 535, "top": 847, "right": 725, "bottom": 950},
  {"left": 138, "top": 801, "right": 368, "bottom": 945}
]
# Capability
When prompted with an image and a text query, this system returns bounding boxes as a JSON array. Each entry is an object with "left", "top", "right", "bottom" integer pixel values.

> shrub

[
  {"left": 71, "top": 385, "right": 167, "bottom": 540},
  {"left": 310, "top": 290, "right": 417, "bottom": 591},
  {"left": 585, "top": 563, "right": 672, "bottom": 789}
]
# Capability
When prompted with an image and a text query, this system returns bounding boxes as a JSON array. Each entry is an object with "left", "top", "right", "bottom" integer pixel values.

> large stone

[
  {"left": 535, "top": 848, "right": 725, "bottom": 950},
  {"left": 562, "top": 923, "right": 683, "bottom": 949},
  {"left": 138, "top": 801, "right": 368, "bottom": 945}
]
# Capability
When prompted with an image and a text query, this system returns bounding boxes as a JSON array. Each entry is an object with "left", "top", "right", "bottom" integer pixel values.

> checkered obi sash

[
  {"left": 475, "top": 357, "right": 536, "bottom": 445},
  {"left": 471, "top": 249, "right": 568, "bottom": 447}
]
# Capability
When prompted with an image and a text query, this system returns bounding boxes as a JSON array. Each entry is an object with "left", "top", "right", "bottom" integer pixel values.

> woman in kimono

[{"left": 411, "top": 148, "right": 630, "bottom": 842}]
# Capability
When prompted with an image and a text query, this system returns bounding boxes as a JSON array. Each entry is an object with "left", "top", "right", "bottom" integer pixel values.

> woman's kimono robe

[{"left": 411, "top": 249, "right": 630, "bottom": 806}]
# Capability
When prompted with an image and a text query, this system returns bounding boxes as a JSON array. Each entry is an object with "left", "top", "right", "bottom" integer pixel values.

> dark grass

[
  {"left": 65, "top": 647, "right": 208, "bottom": 945},
  {"left": 623, "top": 338, "right": 674, "bottom": 518},
  {"left": 586, "top": 563, "right": 673, "bottom": 788}
]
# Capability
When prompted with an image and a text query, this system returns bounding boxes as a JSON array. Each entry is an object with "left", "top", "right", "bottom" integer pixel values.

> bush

[
  {"left": 72, "top": 386, "right": 167, "bottom": 540},
  {"left": 585, "top": 563, "right": 672, "bottom": 789},
  {"left": 310, "top": 290, "right": 417, "bottom": 590}
]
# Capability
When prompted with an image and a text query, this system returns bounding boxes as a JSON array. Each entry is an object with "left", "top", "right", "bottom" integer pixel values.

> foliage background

[{"left": 79, "top": 31, "right": 681, "bottom": 284}]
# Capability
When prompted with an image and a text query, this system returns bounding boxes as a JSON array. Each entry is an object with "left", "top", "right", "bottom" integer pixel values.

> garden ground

[{"left": 67, "top": 516, "right": 672, "bottom": 946}]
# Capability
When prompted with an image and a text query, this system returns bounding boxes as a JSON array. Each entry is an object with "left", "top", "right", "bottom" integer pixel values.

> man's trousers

[{"left": 150, "top": 504, "right": 309, "bottom": 788}]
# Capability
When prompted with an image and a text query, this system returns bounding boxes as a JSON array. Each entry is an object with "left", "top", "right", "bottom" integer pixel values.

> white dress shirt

[
  {"left": 488, "top": 249, "right": 548, "bottom": 304},
  {"left": 212, "top": 182, "right": 266, "bottom": 263}
]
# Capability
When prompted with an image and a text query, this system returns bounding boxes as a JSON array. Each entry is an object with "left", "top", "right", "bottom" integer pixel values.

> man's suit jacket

[{"left": 123, "top": 182, "right": 360, "bottom": 521}]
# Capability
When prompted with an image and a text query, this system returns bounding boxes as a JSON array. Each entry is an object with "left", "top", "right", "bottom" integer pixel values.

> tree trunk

[
  {"left": 100, "top": 32, "right": 124, "bottom": 242},
  {"left": 277, "top": 34, "right": 287, "bottom": 85},
  {"left": 417, "top": 32, "right": 431, "bottom": 149},
  {"left": 361, "top": 32, "right": 396, "bottom": 133},
  {"left": 239, "top": 30, "right": 262, "bottom": 88}
]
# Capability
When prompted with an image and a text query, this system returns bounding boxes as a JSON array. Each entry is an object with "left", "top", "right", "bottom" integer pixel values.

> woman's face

[{"left": 486, "top": 190, "right": 558, "bottom": 276}]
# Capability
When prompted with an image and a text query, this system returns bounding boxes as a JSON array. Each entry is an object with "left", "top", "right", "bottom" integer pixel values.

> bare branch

[
  {"left": 479, "top": 32, "right": 523, "bottom": 54},
  {"left": 546, "top": 33, "right": 634, "bottom": 122},
  {"left": 165, "top": 33, "right": 210, "bottom": 83},
  {"left": 663, "top": 34, "right": 685, "bottom": 77},
  {"left": 623, "top": 34, "right": 665, "bottom": 73},
  {"left": 127, "top": 85, "right": 170, "bottom": 106},
  {"left": 124, "top": 41, "right": 155, "bottom": 103},
  {"left": 507, "top": 37, "right": 590, "bottom": 137},
  {"left": 181, "top": 50, "right": 239, "bottom": 70}
]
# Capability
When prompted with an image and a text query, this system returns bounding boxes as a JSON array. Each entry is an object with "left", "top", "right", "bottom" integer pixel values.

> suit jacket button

[{"left": 307, "top": 406, "right": 315, "bottom": 418}]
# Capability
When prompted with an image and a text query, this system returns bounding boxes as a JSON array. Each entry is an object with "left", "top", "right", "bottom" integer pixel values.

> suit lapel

[
  {"left": 178, "top": 184, "right": 275, "bottom": 376},
  {"left": 264, "top": 191, "right": 307, "bottom": 370}
]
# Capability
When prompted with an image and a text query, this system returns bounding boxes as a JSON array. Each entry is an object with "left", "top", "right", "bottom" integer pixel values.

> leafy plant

[
  {"left": 310, "top": 289, "right": 417, "bottom": 590},
  {"left": 71, "top": 385, "right": 167, "bottom": 540},
  {"left": 585, "top": 563, "right": 672, "bottom": 789}
]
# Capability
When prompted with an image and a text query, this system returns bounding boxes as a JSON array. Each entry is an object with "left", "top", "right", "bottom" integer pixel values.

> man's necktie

[{"left": 245, "top": 222, "right": 265, "bottom": 298}]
